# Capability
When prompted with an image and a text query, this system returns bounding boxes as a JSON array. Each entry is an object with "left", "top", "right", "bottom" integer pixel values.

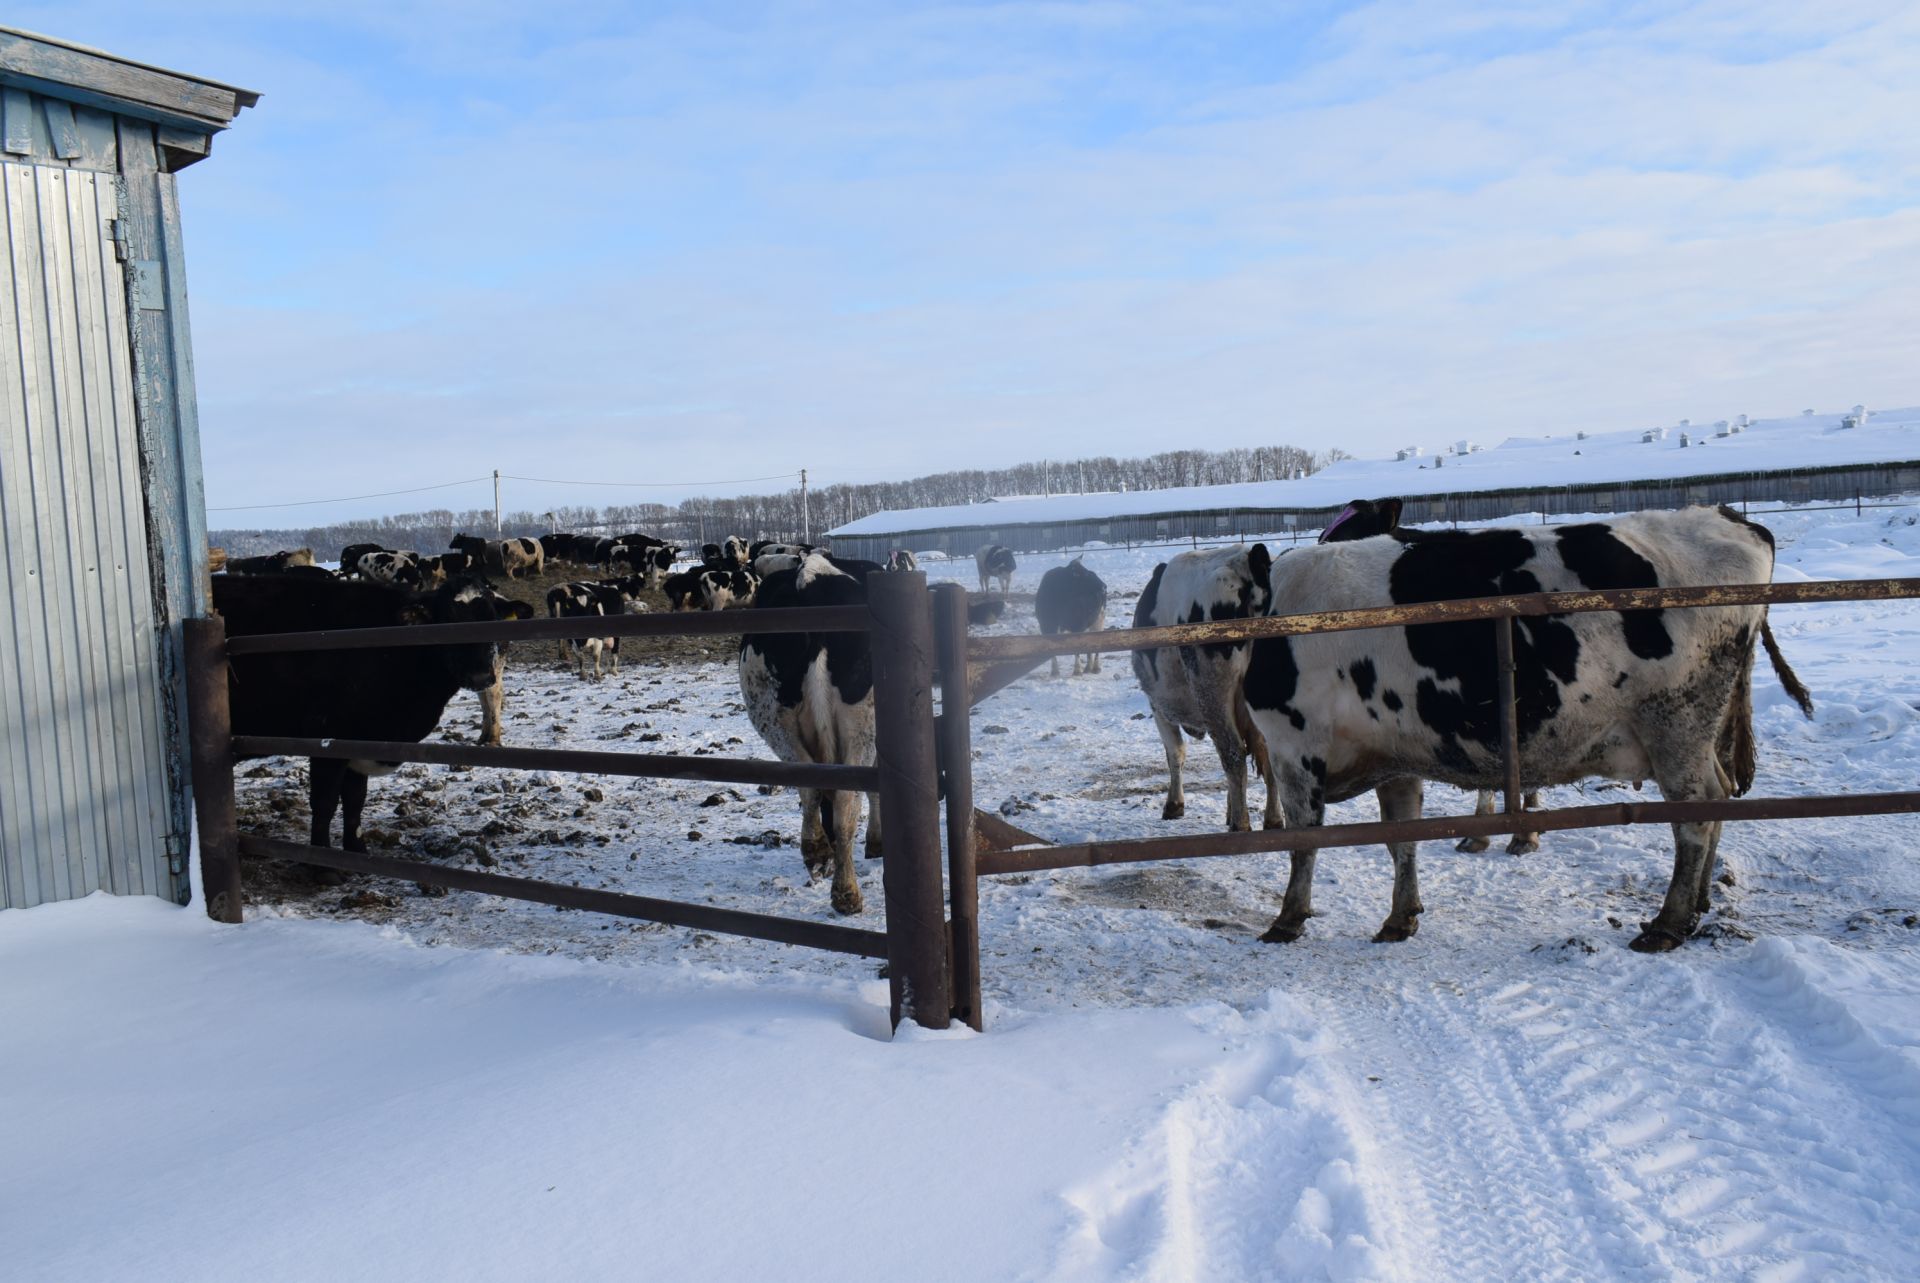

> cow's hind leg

[
  {"left": 339, "top": 767, "right": 370, "bottom": 852},
  {"left": 1261, "top": 783, "right": 1325, "bottom": 943},
  {"left": 1457, "top": 790, "right": 1495, "bottom": 853},
  {"left": 479, "top": 656, "right": 505, "bottom": 746},
  {"left": 1206, "top": 694, "right": 1253, "bottom": 833},
  {"left": 1373, "top": 776, "right": 1426, "bottom": 943},
  {"left": 1153, "top": 712, "right": 1187, "bottom": 820},
  {"left": 824, "top": 789, "right": 865, "bottom": 914},
  {"left": 798, "top": 787, "right": 830, "bottom": 881},
  {"left": 1507, "top": 790, "right": 1542, "bottom": 855},
  {"left": 1632, "top": 745, "right": 1729, "bottom": 953},
  {"left": 304, "top": 758, "right": 350, "bottom": 884}
]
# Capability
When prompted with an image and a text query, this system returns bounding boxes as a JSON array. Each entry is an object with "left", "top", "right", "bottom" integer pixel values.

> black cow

[
  {"left": 213, "top": 574, "right": 520, "bottom": 867},
  {"left": 738, "top": 558, "right": 881, "bottom": 913},
  {"left": 1035, "top": 556, "right": 1108, "bottom": 676},
  {"left": 226, "top": 549, "right": 315, "bottom": 575},
  {"left": 662, "top": 568, "right": 705, "bottom": 611},
  {"left": 977, "top": 544, "right": 1016, "bottom": 594},
  {"left": 967, "top": 595, "right": 1006, "bottom": 627}
]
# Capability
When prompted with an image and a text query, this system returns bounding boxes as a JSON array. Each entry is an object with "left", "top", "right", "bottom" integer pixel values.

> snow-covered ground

[{"left": 7, "top": 502, "right": 1920, "bottom": 1281}]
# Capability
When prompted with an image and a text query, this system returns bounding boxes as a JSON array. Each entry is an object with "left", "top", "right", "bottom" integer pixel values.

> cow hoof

[
  {"left": 1455, "top": 836, "right": 1491, "bottom": 854},
  {"left": 1372, "top": 919, "right": 1419, "bottom": 943},
  {"left": 1507, "top": 837, "right": 1540, "bottom": 856},
  {"left": 830, "top": 886, "right": 864, "bottom": 915},
  {"left": 1628, "top": 922, "right": 1691, "bottom": 953},
  {"left": 1258, "top": 920, "right": 1306, "bottom": 944},
  {"left": 1161, "top": 800, "right": 1185, "bottom": 820}
]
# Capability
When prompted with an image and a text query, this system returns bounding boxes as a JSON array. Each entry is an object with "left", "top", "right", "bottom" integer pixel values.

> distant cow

[
  {"left": 450, "top": 533, "right": 543, "bottom": 580},
  {"left": 213, "top": 574, "right": 521, "bottom": 863},
  {"left": 753, "top": 552, "right": 802, "bottom": 578},
  {"left": 1035, "top": 556, "right": 1108, "bottom": 676},
  {"left": 338, "top": 543, "right": 386, "bottom": 577},
  {"left": 355, "top": 549, "right": 433, "bottom": 589},
  {"left": 722, "top": 536, "right": 750, "bottom": 568},
  {"left": 967, "top": 595, "right": 1006, "bottom": 627},
  {"left": 544, "top": 580, "right": 633, "bottom": 680},
  {"left": 976, "top": 544, "right": 1016, "bottom": 595},
  {"left": 1243, "top": 506, "right": 1812, "bottom": 950},
  {"left": 697, "top": 567, "right": 759, "bottom": 611},
  {"left": 739, "top": 555, "right": 881, "bottom": 913},
  {"left": 225, "top": 548, "right": 315, "bottom": 575},
  {"left": 540, "top": 532, "right": 578, "bottom": 565},
  {"left": 1131, "top": 543, "right": 1276, "bottom": 832},
  {"left": 661, "top": 568, "right": 705, "bottom": 611},
  {"left": 752, "top": 541, "right": 811, "bottom": 561},
  {"left": 612, "top": 542, "right": 675, "bottom": 588},
  {"left": 886, "top": 549, "right": 919, "bottom": 572}
]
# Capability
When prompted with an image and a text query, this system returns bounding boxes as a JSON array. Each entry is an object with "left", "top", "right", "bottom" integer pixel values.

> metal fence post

[
  {"left": 868, "top": 571, "right": 953, "bottom": 1031},
  {"left": 1494, "top": 614, "right": 1522, "bottom": 818},
  {"left": 932, "top": 583, "right": 982, "bottom": 1031},
  {"left": 183, "top": 616, "right": 243, "bottom": 923}
]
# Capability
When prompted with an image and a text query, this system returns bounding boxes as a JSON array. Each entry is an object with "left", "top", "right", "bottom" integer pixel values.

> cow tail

[
  {"left": 1722, "top": 666, "right": 1757, "bottom": 798},
  {"left": 1760, "top": 616, "right": 1815, "bottom": 718}
]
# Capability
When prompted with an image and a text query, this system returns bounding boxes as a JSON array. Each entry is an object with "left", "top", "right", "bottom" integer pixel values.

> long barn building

[{"left": 826, "top": 406, "right": 1920, "bottom": 559}]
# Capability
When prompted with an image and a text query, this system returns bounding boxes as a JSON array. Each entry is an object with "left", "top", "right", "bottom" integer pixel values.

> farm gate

[{"left": 186, "top": 572, "right": 1920, "bottom": 1033}]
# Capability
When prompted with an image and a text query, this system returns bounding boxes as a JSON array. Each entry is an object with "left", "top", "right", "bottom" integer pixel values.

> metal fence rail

[
  {"left": 184, "top": 588, "right": 952, "bottom": 1031},
  {"left": 185, "top": 569, "right": 1920, "bottom": 1037}
]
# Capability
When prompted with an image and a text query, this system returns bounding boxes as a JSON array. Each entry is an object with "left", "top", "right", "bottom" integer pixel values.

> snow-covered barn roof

[{"left": 827, "top": 405, "right": 1920, "bottom": 538}]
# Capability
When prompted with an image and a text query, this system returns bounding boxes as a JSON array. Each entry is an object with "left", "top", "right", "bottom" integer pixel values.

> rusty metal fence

[{"left": 187, "top": 572, "right": 1920, "bottom": 1036}]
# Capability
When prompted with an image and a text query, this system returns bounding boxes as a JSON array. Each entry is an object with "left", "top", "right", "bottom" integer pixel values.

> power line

[
  {"left": 206, "top": 475, "right": 493, "bottom": 513},
  {"left": 500, "top": 471, "right": 801, "bottom": 489}
]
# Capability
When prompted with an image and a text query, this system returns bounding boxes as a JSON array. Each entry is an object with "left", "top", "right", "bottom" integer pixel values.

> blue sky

[{"left": 18, "top": 1, "right": 1920, "bottom": 525}]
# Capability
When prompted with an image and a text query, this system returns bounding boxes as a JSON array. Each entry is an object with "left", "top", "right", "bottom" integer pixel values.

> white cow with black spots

[{"left": 1242, "top": 506, "right": 1811, "bottom": 951}]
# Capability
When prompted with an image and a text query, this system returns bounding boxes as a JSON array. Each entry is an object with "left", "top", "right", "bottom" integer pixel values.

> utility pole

[
  {"left": 800, "top": 468, "right": 809, "bottom": 542},
  {"left": 492, "top": 469, "right": 502, "bottom": 535}
]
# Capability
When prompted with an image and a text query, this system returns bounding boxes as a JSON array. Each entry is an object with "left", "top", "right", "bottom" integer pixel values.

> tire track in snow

[
  {"left": 1319, "top": 946, "right": 1920, "bottom": 1282},
  {"left": 1311, "top": 973, "right": 1651, "bottom": 1282}
]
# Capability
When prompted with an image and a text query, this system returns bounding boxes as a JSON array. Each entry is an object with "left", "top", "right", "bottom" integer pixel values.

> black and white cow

[
  {"left": 1242, "top": 505, "right": 1812, "bottom": 951},
  {"left": 738, "top": 555, "right": 882, "bottom": 914},
  {"left": 338, "top": 544, "right": 387, "bottom": 577},
  {"left": 612, "top": 541, "right": 675, "bottom": 588},
  {"left": 661, "top": 568, "right": 705, "bottom": 611},
  {"left": 213, "top": 573, "right": 521, "bottom": 864},
  {"left": 976, "top": 544, "right": 1016, "bottom": 595},
  {"left": 540, "top": 532, "right": 578, "bottom": 566},
  {"left": 752, "top": 541, "right": 812, "bottom": 561},
  {"left": 544, "top": 580, "right": 632, "bottom": 680},
  {"left": 355, "top": 549, "right": 433, "bottom": 589},
  {"left": 1318, "top": 497, "right": 1544, "bottom": 853},
  {"left": 753, "top": 552, "right": 803, "bottom": 578},
  {"left": 1035, "top": 556, "right": 1108, "bottom": 676},
  {"left": 226, "top": 548, "right": 315, "bottom": 575},
  {"left": 697, "top": 566, "right": 758, "bottom": 611},
  {"left": 722, "top": 535, "right": 750, "bottom": 568},
  {"left": 1131, "top": 544, "right": 1277, "bottom": 831},
  {"left": 886, "top": 549, "right": 919, "bottom": 572},
  {"left": 450, "top": 533, "right": 544, "bottom": 580}
]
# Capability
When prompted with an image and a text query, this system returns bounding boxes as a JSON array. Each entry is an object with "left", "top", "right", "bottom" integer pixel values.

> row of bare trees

[{"left": 210, "top": 443, "right": 1345, "bottom": 559}]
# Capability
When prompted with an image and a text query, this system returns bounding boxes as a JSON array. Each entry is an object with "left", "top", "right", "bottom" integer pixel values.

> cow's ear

[
  {"left": 1247, "top": 542, "right": 1272, "bottom": 588},
  {"left": 507, "top": 600, "right": 535, "bottom": 620},
  {"left": 1382, "top": 498, "right": 1404, "bottom": 530}
]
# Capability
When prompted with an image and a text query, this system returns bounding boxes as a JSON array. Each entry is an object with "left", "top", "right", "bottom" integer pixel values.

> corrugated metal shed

[{"left": 0, "top": 28, "right": 255, "bottom": 909}]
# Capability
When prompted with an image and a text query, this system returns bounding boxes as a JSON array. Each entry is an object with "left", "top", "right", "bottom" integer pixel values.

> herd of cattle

[{"left": 212, "top": 501, "right": 1817, "bottom": 953}]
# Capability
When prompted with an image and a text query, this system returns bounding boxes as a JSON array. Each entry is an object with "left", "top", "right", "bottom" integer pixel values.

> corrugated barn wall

[{"left": 0, "top": 34, "right": 256, "bottom": 908}]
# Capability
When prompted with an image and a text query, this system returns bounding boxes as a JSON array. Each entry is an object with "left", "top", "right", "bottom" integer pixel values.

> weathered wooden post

[
  {"left": 182, "top": 616, "right": 243, "bottom": 923},
  {"left": 932, "top": 583, "right": 982, "bottom": 1031},
  {"left": 867, "top": 571, "right": 953, "bottom": 1031},
  {"left": 1494, "top": 614, "right": 1522, "bottom": 821}
]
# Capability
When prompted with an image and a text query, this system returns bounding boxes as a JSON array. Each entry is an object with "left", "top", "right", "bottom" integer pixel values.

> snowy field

[{"left": 7, "top": 503, "right": 1920, "bottom": 1281}]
